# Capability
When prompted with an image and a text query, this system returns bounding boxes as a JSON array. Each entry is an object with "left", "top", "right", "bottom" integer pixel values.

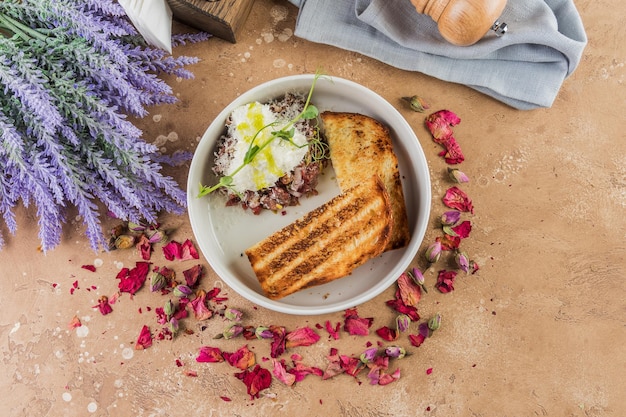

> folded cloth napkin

[{"left": 286, "top": 0, "right": 587, "bottom": 110}]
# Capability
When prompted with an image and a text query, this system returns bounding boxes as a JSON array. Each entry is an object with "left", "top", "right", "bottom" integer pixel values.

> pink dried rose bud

[
  {"left": 402, "top": 95, "right": 430, "bottom": 112},
  {"left": 222, "top": 324, "right": 244, "bottom": 340},
  {"left": 163, "top": 299, "right": 174, "bottom": 319},
  {"left": 395, "top": 314, "right": 412, "bottom": 333},
  {"left": 441, "top": 210, "right": 461, "bottom": 226},
  {"left": 255, "top": 326, "right": 274, "bottom": 339},
  {"left": 425, "top": 241, "right": 442, "bottom": 263},
  {"left": 169, "top": 317, "right": 179, "bottom": 336},
  {"left": 428, "top": 313, "right": 442, "bottom": 331},
  {"left": 173, "top": 284, "right": 193, "bottom": 298},
  {"left": 149, "top": 271, "right": 167, "bottom": 292},
  {"left": 455, "top": 251, "right": 470, "bottom": 273},
  {"left": 410, "top": 267, "right": 428, "bottom": 293},
  {"left": 448, "top": 167, "right": 470, "bottom": 183},
  {"left": 384, "top": 346, "right": 407, "bottom": 359},
  {"left": 359, "top": 347, "right": 378, "bottom": 364},
  {"left": 224, "top": 308, "right": 243, "bottom": 322}
]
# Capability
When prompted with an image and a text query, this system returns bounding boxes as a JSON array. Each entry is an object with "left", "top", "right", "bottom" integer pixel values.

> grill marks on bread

[
  {"left": 320, "top": 112, "right": 411, "bottom": 251},
  {"left": 245, "top": 176, "right": 392, "bottom": 299}
]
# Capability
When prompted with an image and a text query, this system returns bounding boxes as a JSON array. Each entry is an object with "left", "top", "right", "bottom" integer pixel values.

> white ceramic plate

[{"left": 187, "top": 75, "right": 431, "bottom": 315}]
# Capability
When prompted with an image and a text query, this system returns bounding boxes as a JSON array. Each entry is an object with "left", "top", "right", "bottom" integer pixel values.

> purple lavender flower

[{"left": 0, "top": 0, "right": 210, "bottom": 251}]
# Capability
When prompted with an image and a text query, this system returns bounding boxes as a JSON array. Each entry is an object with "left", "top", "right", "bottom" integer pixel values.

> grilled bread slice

[
  {"left": 245, "top": 175, "right": 393, "bottom": 300},
  {"left": 320, "top": 112, "right": 411, "bottom": 251}
]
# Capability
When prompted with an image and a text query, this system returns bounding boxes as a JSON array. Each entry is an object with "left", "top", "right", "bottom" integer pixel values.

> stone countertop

[{"left": 1, "top": 1, "right": 624, "bottom": 416}]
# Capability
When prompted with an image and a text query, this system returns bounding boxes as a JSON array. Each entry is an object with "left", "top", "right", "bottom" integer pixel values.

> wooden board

[{"left": 166, "top": 0, "right": 255, "bottom": 43}]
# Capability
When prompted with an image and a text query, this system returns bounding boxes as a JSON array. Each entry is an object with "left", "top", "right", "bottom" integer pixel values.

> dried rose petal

[
  {"left": 375, "top": 326, "right": 398, "bottom": 341},
  {"left": 285, "top": 326, "right": 320, "bottom": 348},
  {"left": 162, "top": 241, "right": 181, "bottom": 261},
  {"left": 439, "top": 137, "right": 465, "bottom": 164},
  {"left": 234, "top": 364, "right": 272, "bottom": 400},
  {"left": 343, "top": 308, "right": 373, "bottom": 336},
  {"left": 290, "top": 360, "right": 323, "bottom": 382},
  {"left": 409, "top": 333, "right": 426, "bottom": 347},
  {"left": 435, "top": 270, "right": 458, "bottom": 293},
  {"left": 183, "top": 264, "right": 203, "bottom": 287},
  {"left": 135, "top": 325, "right": 152, "bottom": 350},
  {"left": 196, "top": 346, "right": 224, "bottom": 363},
  {"left": 452, "top": 220, "right": 472, "bottom": 239},
  {"left": 386, "top": 298, "right": 420, "bottom": 321},
  {"left": 325, "top": 320, "right": 340, "bottom": 340},
  {"left": 340, "top": 355, "right": 364, "bottom": 377},
  {"left": 190, "top": 290, "right": 213, "bottom": 321},
  {"left": 438, "top": 234, "right": 461, "bottom": 251},
  {"left": 269, "top": 325, "right": 287, "bottom": 358},
  {"left": 397, "top": 272, "right": 422, "bottom": 307},
  {"left": 425, "top": 110, "right": 461, "bottom": 142},
  {"left": 95, "top": 296, "right": 113, "bottom": 315},
  {"left": 443, "top": 186, "right": 474, "bottom": 213},
  {"left": 136, "top": 234, "right": 152, "bottom": 260},
  {"left": 271, "top": 358, "right": 296, "bottom": 386},
  {"left": 378, "top": 368, "right": 401, "bottom": 385},
  {"left": 68, "top": 315, "right": 81, "bottom": 329},
  {"left": 117, "top": 262, "right": 150, "bottom": 295},
  {"left": 181, "top": 239, "right": 199, "bottom": 261},
  {"left": 223, "top": 345, "right": 255, "bottom": 370},
  {"left": 322, "top": 348, "right": 344, "bottom": 380},
  {"left": 81, "top": 264, "right": 96, "bottom": 272}
]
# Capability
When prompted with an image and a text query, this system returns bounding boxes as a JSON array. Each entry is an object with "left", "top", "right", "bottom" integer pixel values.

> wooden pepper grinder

[{"left": 411, "top": 0, "right": 508, "bottom": 46}]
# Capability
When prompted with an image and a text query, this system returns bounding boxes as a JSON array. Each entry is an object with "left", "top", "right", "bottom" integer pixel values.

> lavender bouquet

[{"left": 0, "top": 0, "right": 209, "bottom": 252}]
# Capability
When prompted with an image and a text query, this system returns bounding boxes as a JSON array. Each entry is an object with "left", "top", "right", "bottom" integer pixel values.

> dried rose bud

[
  {"left": 169, "top": 317, "right": 179, "bottom": 335},
  {"left": 428, "top": 313, "right": 442, "bottom": 331},
  {"left": 410, "top": 267, "right": 428, "bottom": 293},
  {"left": 149, "top": 271, "right": 167, "bottom": 292},
  {"left": 441, "top": 210, "right": 461, "bottom": 226},
  {"left": 443, "top": 225, "right": 459, "bottom": 237},
  {"left": 385, "top": 346, "right": 407, "bottom": 359},
  {"left": 402, "top": 95, "right": 430, "bottom": 112},
  {"left": 448, "top": 167, "right": 470, "bottom": 183},
  {"left": 425, "top": 241, "right": 442, "bottom": 263},
  {"left": 164, "top": 299, "right": 174, "bottom": 319},
  {"left": 395, "top": 314, "right": 411, "bottom": 333},
  {"left": 110, "top": 224, "right": 125, "bottom": 238},
  {"left": 114, "top": 234, "right": 135, "bottom": 249},
  {"left": 455, "top": 251, "right": 470, "bottom": 273},
  {"left": 359, "top": 347, "right": 378, "bottom": 364},
  {"left": 127, "top": 221, "right": 146, "bottom": 233},
  {"left": 222, "top": 324, "right": 243, "bottom": 340},
  {"left": 254, "top": 326, "right": 274, "bottom": 339},
  {"left": 224, "top": 308, "right": 243, "bottom": 322},
  {"left": 173, "top": 284, "right": 193, "bottom": 298},
  {"left": 146, "top": 229, "right": 167, "bottom": 244}
]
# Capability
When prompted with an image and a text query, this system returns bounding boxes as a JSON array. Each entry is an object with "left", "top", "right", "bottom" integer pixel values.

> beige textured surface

[{"left": 1, "top": 1, "right": 625, "bottom": 416}]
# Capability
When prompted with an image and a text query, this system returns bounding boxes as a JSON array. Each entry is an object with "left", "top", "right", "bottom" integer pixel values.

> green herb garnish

[{"left": 197, "top": 71, "right": 329, "bottom": 198}]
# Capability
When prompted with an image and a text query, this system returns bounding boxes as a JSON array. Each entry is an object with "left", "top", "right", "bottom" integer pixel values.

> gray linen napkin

[{"left": 286, "top": 0, "right": 587, "bottom": 110}]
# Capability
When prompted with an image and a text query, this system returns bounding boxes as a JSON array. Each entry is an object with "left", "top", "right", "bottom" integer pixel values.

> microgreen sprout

[{"left": 197, "top": 71, "right": 329, "bottom": 198}]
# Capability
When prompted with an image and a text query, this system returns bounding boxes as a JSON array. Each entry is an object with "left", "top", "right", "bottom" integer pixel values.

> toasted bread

[
  {"left": 245, "top": 175, "right": 393, "bottom": 300},
  {"left": 320, "top": 112, "right": 411, "bottom": 251}
]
